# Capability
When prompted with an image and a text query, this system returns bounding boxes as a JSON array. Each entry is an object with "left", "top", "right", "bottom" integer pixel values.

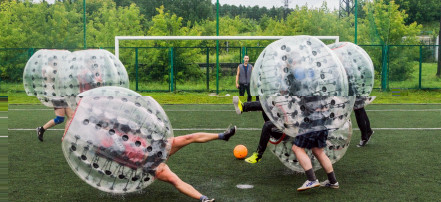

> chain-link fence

[{"left": 1, "top": 44, "right": 440, "bottom": 93}]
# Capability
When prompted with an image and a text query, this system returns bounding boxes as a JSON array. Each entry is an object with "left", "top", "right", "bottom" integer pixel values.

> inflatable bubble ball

[
  {"left": 56, "top": 49, "right": 129, "bottom": 98},
  {"left": 23, "top": 49, "right": 71, "bottom": 108},
  {"left": 269, "top": 120, "right": 353, "bottom": 172},
  {"left": 328, "top": 42, "right": 374, "bottom": 96},
  {"left": 62, "top": 90, "right": 173, "bottom": 194},
  {"left": 250, "top": 36, "right": 348, "bottom": 97},
  {"left": 260, "top": 96, "right": 355, "bottom": 137}
]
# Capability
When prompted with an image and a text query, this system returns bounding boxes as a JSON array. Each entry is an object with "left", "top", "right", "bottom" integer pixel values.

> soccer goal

[
  {"left": 114, "top": 35, "right": 340, "bottom": 93},
  {"left": 114, "top": 35, "right": 339, "bottom": 59}
]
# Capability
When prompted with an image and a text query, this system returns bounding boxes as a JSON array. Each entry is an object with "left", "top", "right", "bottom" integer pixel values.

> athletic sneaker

[
  {"left": 36, "top": 127, "right": 44, "bottom": 142},
  {"left": 233, "top": 96, "right": 243, "bottom": 114},
  {"left": 297, "top": 179, "right": 320, "bottom": 191},
  {"left": 356, "top": 140, "right": 367, "bottom": 147},
  {"left": 244, "top": 152, "right": 262, "bottom": 164},
  {"left": 365, "top": 131, "right": 374, "bottom": 144},
  {"left": 222, "top": 125, "right": 236, "bottom": 141},
  {"left": 201, "top": 199, "right": 215, "bottom": 202},
  {"left": 357, "top": 131, "right": 374, "bottom": 147},
  {"left": 320, "top": 179, "right": 339, "bottom": 189}
]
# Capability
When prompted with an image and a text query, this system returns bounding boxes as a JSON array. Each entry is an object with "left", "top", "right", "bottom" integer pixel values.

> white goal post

[{"left": 114, "top": 35, "right": 339, "bottom": 59}]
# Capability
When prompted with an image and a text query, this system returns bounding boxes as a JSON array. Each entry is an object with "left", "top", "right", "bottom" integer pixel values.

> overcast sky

[{"left": 213, "top": 0, "right": 340, "bottom": 10}]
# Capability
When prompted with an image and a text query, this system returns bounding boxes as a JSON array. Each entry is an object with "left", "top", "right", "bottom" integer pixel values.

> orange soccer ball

[{"left": 233, "top": 145, "right": 248, "bottom": 159}]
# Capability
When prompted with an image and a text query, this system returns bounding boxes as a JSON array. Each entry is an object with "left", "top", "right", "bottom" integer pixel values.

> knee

[
  {"left": 53, "top": 116, "right": 65, "bottom": 125},
  {"left": 263, "top": 122, "right": 274, "bottom": 131},
  {"left": 311, "top": 148, "right": 324, "bottom": 157},
  {"left": 291, "top": 145, "right": 301, "bottom": 153},
  {"left": 181, "top": 134, "right": 196, "bottom": 142}
]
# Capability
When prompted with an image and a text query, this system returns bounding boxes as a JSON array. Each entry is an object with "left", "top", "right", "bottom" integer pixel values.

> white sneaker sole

[
  {"left": 297, "top": 184, "right": 320, "bottom": 191},
  {"left": 233, "top": 96, "right": 241, "bottom": 114}
]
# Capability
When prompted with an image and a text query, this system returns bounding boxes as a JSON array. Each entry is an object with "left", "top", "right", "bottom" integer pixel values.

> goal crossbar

[{"left": 114, "top": 35, "right": 339, "bottom": 58}]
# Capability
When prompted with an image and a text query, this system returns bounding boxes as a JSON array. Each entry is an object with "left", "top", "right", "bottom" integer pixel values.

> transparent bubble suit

[
  {"left": 260, "top": 96, "right": 355, "bottom": 137},
  {"left": 23, "top": 49, "right": 71, "bottom": 107},
  {"left": 23, "top": 49, "right": 129, "bottom": 108},
  {"left": 56, "top": 49, "right": 129, "bottom": 97},
  {"left": 62, "top": 94, "right": 173, "bottom": 194},
  {"left": 54, "top": 49, "right": 129, "bottom": 108},
  {"left": 66, "top": 86, "right": 142, "bottom": 109},
  {"left": 269, "top": 120, "right": 352, "bottom": 172},
  {"left": 328, "top": 42, "right": 374, "bottom": 96},
  {"left": 250, "top": 36, "right": 348, "bottom": 97}
]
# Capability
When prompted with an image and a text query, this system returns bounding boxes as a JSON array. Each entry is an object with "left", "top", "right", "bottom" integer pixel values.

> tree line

[{"left": 0, "top": 0, "right": 439, "bottom": 82}]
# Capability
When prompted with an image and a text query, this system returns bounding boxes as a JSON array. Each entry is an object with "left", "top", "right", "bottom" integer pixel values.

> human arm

[{"left": 236, "top": 66, "right": 240, "bottom": 88}]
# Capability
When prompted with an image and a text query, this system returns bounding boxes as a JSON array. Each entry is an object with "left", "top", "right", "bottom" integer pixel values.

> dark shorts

[{"left": 293, "top": 130, "right": 329, "bottom": 149}]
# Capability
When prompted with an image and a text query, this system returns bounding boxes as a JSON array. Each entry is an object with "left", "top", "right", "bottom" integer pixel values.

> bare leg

[
  {"left": 292, "top": 145, "right": 312, "bottom": 171},
  {"left": 169, "top": 133, "right": 219, "bottom": 156},
  {"left": 312, "top": 147, "right": 333, "bottom": 173},
  {"left": 155, "top": 163, "right": 202, "bottom": 200},
  {"left": 64, "top": 108, "right": 74, "bottom": 133},
  {"left": 43, "top": 108, "right": 66, "bottom": 130}
]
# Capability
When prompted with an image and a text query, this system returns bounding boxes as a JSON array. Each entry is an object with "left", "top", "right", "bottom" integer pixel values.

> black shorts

[{"left": 293, "top": 130, "right": 329, "bottom": 149}]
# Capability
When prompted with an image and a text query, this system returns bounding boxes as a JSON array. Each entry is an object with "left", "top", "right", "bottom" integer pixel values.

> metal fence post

[
  {"left": 135, "top": 47, "right": 139, "bottom": 91},
  {"left": 381, "top": 45, "right": 389, "bottom": 91},
  {"left": 419, "top": 45, "right": 422, "bottom": 89},
  {"left": 28, "top": 48, "right": 34, "bottom": 58},
  {"left": 241, "top": 47, "right": 245, "bottom": 63},
  {"left": 216, "top": 42, "right": 219, "bottom": 94},
  {"left": 239, "top": 47, "right": 242, "bottom": 64},
  {"left": 170, "top": 47, "right": 174, "bottom": 92},
  {"left": 206, "top": 47, "right": 209, "bottom": 91}
]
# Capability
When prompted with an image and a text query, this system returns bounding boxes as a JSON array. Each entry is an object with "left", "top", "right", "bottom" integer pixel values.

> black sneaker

[
  {"left": 357, "top": 131, "right": 374, "bottom": 147},
  {"left": 356, "top": 140, "right": 367, "bottom": 147},
  {"left": 222, "top": 125, "right": 236, "bottom": 141},
  {"left": 365, "top": 131, "right": 374, "bottom": 144},
  {"left": 202, "top": 199, "right": 215, "bottom": 202},
  {"left": 36, "top": 127, "right": 44, "bottom": 142}
]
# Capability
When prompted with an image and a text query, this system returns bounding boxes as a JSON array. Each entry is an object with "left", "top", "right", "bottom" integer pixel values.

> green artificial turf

[{"left": 7, "top": 103, "right": 441, "bottom": 201}]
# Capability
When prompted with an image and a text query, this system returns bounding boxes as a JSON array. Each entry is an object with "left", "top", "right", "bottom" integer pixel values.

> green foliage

[
  {"left": 390, "top": 0, "right": 441, "bottom": 25},
  {"left": 86, "top": 0, "right": 144, "bottom": 48},
  {"left": 0, "top": 0, "right": 82, "bottom": 81},
  {"left": 359, "top": 0, "right": 422, "bottom": 81},
  {"left": 0, "top": 0, "right": 437, "bottom": 86},
  {"left": 115, "top": 0, "right": 214, "bottom": 25},
  {"left": 257, "top": 4, "right": 354, "bottom": 42},
  {"left": 359, "top": 0, "right": 421, "bottom": 45},
  {"left": 135, "top": 6, "right": 203, "bottom": 83}
]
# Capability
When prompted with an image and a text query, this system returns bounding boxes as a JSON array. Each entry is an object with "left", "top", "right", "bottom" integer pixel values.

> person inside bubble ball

[
  {"left": 152, "top": 125, "right": 237, "bottom": 202},
  {"left": 234, "top": 96, "right": 339, "bottom": 191},
  {"left": 354, "top": 97, "right": 374, "bottom": 147},
  {"left": 232, "top": 96, "right": 284, "bottom": 164},
  {"left": 36, "top": 106, "right": 74, "bottom": 142},
  {"left": 291, "top": 98, "right": 339, "bottom": 191}
]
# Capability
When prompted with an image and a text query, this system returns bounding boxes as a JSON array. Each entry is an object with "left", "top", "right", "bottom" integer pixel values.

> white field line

[
  {"left": 6, "top": 108, "right": 441, "bottom": 112},
  {"left": 0, "top": 117, "right": 7, "bottom": 118},
  {"left": 3, "top": 127, "right": 441, "bottom": 138},
  {"left": 7, "top": 128, "right": 441, "bottom": 131}
]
